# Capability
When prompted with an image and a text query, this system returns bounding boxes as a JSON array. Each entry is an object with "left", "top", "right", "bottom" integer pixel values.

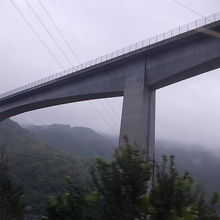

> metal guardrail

[{"left": 0, "top": 12, "right": 219, "bottom": 101}]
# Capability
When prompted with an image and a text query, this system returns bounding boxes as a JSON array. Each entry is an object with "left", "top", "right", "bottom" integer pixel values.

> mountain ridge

[
  {"left": 1, "top": 119, "right": 220, "bottom": 212},
  {"left": 25, "top": 123, "right": 115, "bottom": 158}
]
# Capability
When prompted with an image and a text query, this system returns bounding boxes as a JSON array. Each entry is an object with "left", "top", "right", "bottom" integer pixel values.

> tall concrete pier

[
  {"left": 119, "top": 59, "right": 155, "bottom": 159},
  {"left": 0, "top": 13, "right": 220, "bottom": 159}
]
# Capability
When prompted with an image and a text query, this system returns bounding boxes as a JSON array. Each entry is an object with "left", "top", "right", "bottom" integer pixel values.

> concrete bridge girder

[
  {"left": 0, "top": 21, "right": 220, "bottom": 159},
  {"left": 147, "top": 30, "right": 220, "bottom": 89}
]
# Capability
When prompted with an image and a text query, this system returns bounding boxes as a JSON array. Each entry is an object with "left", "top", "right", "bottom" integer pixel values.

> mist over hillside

[
  {"left": 24, "top": 121, "right": 220, "bottom": 195},
  {"left": 1, "top": 119, "right": 220, "bottom": 212},
  {"left": 156, "top": 140, "right": 220, "bottom": 195},
  {"left": 0, "top": 119, "right": 95, "bottom": 212},
  {"left": 25, "top": 123, "right": 115, "bottom": 158}
]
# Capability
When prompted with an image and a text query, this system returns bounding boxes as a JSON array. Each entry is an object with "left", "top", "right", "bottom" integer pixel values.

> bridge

[{"left": 0, "top": 12, "right": 220, "bottom": 159}]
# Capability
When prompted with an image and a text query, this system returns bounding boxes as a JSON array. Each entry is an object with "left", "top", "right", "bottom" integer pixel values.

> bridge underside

[{"left": 0, "top": 20, "right": 220, "bottom": 159}]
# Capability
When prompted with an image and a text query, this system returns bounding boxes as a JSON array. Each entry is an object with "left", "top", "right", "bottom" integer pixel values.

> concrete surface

[{"left": 0, "top": 20, "right": 220, "bottom": 158}]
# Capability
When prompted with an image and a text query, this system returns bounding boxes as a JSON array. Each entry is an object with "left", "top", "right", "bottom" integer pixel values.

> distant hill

[
  {"left": 156, "top": 140, "right": 220, "bottom": 196},
  {"left": 0, "top": 119, "right": 92, "bottom": 212},
  {"left": 21, "top": 122, "right": 220, "bottom": 196},
  {"left": 1, "top": 119, "right": 220, "bottom": 212},
  {"left": 25, "top": 124, "right": 115, "bottom": 158}
]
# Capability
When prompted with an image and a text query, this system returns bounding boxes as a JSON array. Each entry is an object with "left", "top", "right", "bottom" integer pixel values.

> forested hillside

[
  {"left": 156, "top": 140, "right": 220, "bottom": 196},
  {"left": 1, "top": 119, "right": 220, "bottom": 213},
  {"left": 26, "top": 124, "right": 114, "bottom": 158},
  {"left": 0, "top": 119, "right": 93, "bottom": 212}
]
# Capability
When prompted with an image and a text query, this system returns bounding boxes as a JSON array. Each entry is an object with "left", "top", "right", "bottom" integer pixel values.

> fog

[{"left": 0, "top": 0, "right": 220, "bottom": 149}]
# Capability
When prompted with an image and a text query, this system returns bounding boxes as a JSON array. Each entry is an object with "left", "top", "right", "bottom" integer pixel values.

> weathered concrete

[
  {"left": 0, "top": 20, "right": 220, "bottom": 158},
  {"left": 119, "top": 59, "right": 155, "bottom": 159},
  {"left": 146, "top": 28, "right": 220, "bottom": 89}
]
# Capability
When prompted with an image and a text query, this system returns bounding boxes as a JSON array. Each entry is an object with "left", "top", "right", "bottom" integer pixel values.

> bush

[{"left": 45, "top": 145, "right": 220, "bottom": 220}]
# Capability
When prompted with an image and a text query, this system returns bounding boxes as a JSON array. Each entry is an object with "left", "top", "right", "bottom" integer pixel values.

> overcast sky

[{"left": 0, "top": 0, "right": 220, "bottom": 149}]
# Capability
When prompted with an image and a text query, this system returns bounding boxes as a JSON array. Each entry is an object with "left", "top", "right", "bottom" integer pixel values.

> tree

[
  {"left": 149, "top": 155, "right": 220, "bottom": 220},
  {"left": 46, "top": 176, "right": 103, "bottom": 220},
  {"left": 0, "top": 145, "right": 24, "bottom": 219},
  {"left": 90, "top": 140, "right": 152, "bottom": 220},
  {"left": 45, "top": 144, "right": 220, "bottom": 220},
  {"left": 46, "top": 141, "right": 152, "bottom": 220}
]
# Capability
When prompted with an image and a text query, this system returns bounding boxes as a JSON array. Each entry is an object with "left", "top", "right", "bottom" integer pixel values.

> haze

[{"left": 0, "top": 0, "right": 220, "bottom": 149}]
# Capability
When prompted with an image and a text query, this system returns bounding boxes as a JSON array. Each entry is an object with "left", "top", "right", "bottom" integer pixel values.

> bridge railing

[{"left": 0, "top": 12, "right": 219, "bottom": 101}]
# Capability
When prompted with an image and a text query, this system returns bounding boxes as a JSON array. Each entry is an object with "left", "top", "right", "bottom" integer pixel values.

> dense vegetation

[
  {"left": 26, "top": 124, "right": 114, "bottom": 158},
  {"left": 1, "top": 119, "right": 220, "bottom": 214},
  {"left": 0, "top": 145, "right": 24, "bottom": 219},
  {"left": 156, "top": 141, "right": 220, "bottom": 196},
  {"left": 0, "top": 119, "right": 96, "bottom": 212},
  {"left": 46, "top": 144, "right": 220, "bottom": 219}
]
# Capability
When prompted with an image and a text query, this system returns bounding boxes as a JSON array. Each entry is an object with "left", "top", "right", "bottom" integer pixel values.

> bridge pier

[
  {"left": 119, "top": 74, "right": 155, "bottom": 160},
  {"left": 1, "top": 17, "right": 219, "bottom": 161}
]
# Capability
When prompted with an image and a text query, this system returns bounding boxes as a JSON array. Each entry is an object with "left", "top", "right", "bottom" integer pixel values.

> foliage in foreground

[
  {"left": 1, "top": 141, "right": 217, "bottom": 220},
  {"left": 90, "top": 142, "right": 152, "bottom": 220},
  {"left": 46, "top": 177, "right": 103, "bottom": 220},
  {"left": 46, "top": 141, "right": 151, "bottom": 220},
  {"left": 0, "top": 145, "right": 24, "bottom": 219},
  {"left": 45, "top": 142, "right": 220, "bottom": 220},
  {"left": 149, "top": 155, "right": 219, "bottom": 220}
]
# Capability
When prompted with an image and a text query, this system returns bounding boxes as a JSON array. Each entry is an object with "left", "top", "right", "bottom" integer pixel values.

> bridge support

[{"left": 119, "top": 76, "right": 155, "bottom": 160}]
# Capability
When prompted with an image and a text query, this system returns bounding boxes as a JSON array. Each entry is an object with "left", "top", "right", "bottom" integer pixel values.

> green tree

[
  {"left": 46, "top": 176, "right": 85, "bottom": 220},
  {"left": 46, "top": 142, "right": 152, "bottom": 220},
  {"left": 149, "top": 155, "right": 220, "bottom": 220},
  {"left": 0, "top": 145, "right": 24, "bottom": 219},
  {"left": 45, "top": 144, "right": 220, "bottom": 220},
  {"left": 46, "top": 176, "right": 103, "bottom": 220},
  {"left": 90, "top": 140, "right": 152, "bottom": 220}
]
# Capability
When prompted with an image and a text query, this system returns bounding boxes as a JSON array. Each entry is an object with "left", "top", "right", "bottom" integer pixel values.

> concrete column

[{"left": 119, "top": 75, "right": 156, "bottom": 160}]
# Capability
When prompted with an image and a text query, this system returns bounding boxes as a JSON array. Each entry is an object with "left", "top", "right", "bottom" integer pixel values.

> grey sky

[{"left": 0, "top": 0, "right": 220, "bottom": 148}]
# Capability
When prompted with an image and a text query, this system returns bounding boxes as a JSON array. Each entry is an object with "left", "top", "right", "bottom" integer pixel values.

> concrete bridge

[{"left": 0, "top": 13, "right": 220, "bottom": 159}]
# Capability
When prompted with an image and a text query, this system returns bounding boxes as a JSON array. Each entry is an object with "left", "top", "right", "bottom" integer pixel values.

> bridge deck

[{"left": 0, "top": 12, "right": 219, "bottom": 102}]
